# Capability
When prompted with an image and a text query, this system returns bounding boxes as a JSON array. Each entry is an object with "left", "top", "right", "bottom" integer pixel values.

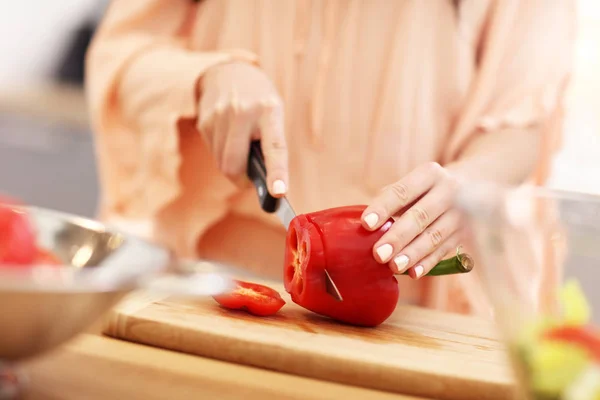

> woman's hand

[
  {"left": 198, "top": 62, "right": 288, "bottom": 196},
  {"left": 361, "top": 162, "right": 465, "bottom": 279}
]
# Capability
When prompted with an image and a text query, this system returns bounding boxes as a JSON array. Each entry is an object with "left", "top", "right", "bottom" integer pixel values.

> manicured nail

[
  {"left": 272, "top": 180, "right": 286, "bottom": 195},
  {"left": 393, "top": 254, "right": 409, "bottom": 273},
  {"left": 363, "top": 213, "right": 379, "bottom": 229},
  {"left": 412, "top": 265, "right": 424, "bottom": 279},
  {"left": 375, "top": 244, "right": 393, "bottom": 262}
]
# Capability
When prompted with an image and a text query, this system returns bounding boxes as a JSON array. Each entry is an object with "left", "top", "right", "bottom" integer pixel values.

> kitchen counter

[
  {"left": 0, "top": 83, "right": 88, "bottom": 130},
  {"left": 0, "top": 85, "right": 98, "bottom": 218},
  {"left": 22, "top": 331, "right": 425, "bottom": 400}
]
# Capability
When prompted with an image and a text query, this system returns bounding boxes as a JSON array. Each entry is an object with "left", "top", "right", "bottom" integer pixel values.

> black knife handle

[{"left": 247, "top": 140, "right": 278, "bottom": 213}]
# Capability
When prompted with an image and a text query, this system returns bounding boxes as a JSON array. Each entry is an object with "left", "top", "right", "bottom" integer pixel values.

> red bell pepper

[
  {"left": 213, "top": 280, "right": 286, "bottom": 316},
  {"left": 284, "top": 205, "right": 399, "bottom": 327},
  {"left": 544, "top": 325, "right": 600, "bottom": 361},
  {"left": 0, "top": 196, "right": 37, "bottom": 266}
]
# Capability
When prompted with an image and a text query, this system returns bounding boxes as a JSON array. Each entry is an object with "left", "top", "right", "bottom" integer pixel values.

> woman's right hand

[{"left": 198, "top": 62, "right": 288, "bottom": 196}]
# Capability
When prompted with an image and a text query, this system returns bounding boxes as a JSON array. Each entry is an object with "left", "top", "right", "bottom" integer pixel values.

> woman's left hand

[{"left": 361, "top": 162, "right": 466, "bottom": 279}]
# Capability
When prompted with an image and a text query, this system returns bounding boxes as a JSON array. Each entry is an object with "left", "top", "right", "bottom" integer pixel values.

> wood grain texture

[
  {"left": 103, "top": 287, "right": 517, "bottom": 400},
  {"left": 24, "top": 334, "right": 420, "bottom": 400}
]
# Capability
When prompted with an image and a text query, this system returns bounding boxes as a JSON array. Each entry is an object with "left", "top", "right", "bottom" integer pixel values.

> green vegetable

[
  {"left": 513, "top": 279, "right": 598, "bottom": 399},
  {"left": 560, "top": 279, "right": 591, "bottom": 326},
  {"left": 528, "top": 341, "right": 589, "bottom": 396}
]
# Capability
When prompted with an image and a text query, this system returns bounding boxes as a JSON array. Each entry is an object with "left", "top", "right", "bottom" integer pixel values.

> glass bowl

[{"left": 457, "top": 183, "right": 600, "bottom": 400}]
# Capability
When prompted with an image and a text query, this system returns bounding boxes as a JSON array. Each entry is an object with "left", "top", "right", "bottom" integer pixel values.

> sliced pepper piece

[
  {"left": 544, "top": 325, "right": 600, "bottom": 361},
  {"left": 0, "top": 196, "right": 37, "bottom": 266},
  {"left": 213, "top": 280, "right": 286, "bottom": 317},
  {"left": 284, "top": 205, "right": 400, "bottom": 327}
]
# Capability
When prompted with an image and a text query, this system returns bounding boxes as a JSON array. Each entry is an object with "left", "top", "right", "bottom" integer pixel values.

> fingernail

[
  {"left": 393, "top": 254, "right": 409, "bottom": 273},
  {"left": 375, "top": 244, "right": 393, "bottom": 262},
  {"left": 363, "top": 213, "right": 379, "bottom": 229},
  {"left": 272, "top": 180, "right": 286, "bottom": 195},
  {"left": 412, "top": 265, "right": 424, "bottom": 279}
]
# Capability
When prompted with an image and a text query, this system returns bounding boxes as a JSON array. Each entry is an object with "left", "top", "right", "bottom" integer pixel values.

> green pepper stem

[{"left": 401, "top": 252, "right": 474, "bottom": 276}]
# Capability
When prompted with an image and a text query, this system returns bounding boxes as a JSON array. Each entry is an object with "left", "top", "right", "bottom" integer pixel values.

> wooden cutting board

[{"left": 103, "top": 283, "right": 516, "bottom": 400}]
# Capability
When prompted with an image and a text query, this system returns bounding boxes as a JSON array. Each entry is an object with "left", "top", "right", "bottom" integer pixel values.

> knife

[{"left": 247, "top": 140, "right": 343, "bottom": 301}]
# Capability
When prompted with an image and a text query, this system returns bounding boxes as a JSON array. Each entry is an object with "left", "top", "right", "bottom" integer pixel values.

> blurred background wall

[
  {"left": 0, "top": 0, "right": 106, "bottom": 217},
  {"left": 546, "top": 0, "right": 600, "bottom": 194},
  {"left": 0, "top": 0, "right": 598, "bottom": 219}
]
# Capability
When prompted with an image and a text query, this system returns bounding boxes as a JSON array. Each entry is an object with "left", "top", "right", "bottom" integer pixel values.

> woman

[{"left": 86, "top": 0, "right": 575, "bottom": 317}]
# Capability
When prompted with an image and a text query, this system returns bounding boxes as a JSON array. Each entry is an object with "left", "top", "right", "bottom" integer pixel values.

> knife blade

[{"left": 247, "top": 140, "right": 343, "bottom": 301}]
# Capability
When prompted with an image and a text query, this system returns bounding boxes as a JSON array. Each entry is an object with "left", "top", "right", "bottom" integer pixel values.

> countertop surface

[{"left": 22, "top": 330, "right": 428, "bottom": 400}]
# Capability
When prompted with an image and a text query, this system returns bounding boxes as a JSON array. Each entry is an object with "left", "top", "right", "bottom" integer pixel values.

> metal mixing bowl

[
  {"left": 0, "top": 206, "right": 172, "bottom": 361},
  {"left": 0, "top": 206, "right": 236, "bottom": 398}
]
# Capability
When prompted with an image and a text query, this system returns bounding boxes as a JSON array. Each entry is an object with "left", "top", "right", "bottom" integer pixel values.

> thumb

[{"left": 259, "top": 100, "right": 288, "bottom": 197}]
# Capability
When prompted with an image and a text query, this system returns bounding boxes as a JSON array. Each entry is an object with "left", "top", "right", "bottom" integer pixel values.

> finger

[
  {"left": 361, "top": 162, "right": 445, "bottom": 231},
  {"left": 198, "top": 87, "right": 229, "bottom": 138},
  {"left": 388, "top": 208, "right": 463, "bottom": 273},
  {"left": 390, "top": 198, "right": 420, "bottom": 220},
  {"left": 212, "top": 103, "right": 231, "bottom": 169},
  {"left": 197, "top": 82, "right": 218, "bottom": 137},
  {"left": 373, "top": 180, "right": 454, "bottom": 263},
  {"left": 407, "top": 229, "right": 464, "bottom": 280},
  {"left": 221, "top": 105, "right": 255, "bottom": 178},
  {"left": 197, "top": 110, "right": 216, "bottom": 145},
  {"left": 258, "top": 98, "right": 288, "bottom": 197}
]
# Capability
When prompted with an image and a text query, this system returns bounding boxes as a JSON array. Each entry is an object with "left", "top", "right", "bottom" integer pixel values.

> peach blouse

[{"left": 86, "top": 0, "right": 575, "bottom": 317}]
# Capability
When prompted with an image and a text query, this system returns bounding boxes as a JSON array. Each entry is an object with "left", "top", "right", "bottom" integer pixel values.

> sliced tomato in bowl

[
  {"left": 33, "top": 248, "right": 63, "bottom": 266},
  {"left": 0, "top": 196, "right": 37, "bottom": 266}
]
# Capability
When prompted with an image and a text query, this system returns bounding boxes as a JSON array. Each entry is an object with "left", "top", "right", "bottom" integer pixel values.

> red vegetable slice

[
  {"left": 34, "top": 248, "right": 63, "bottom": 265},
  {"left": 213, "top": 280, "right": 286, "bottom": 316},
  {"left": 284, "top": 205, "right": 400, "bottom": 327},
  {"left": 0, "top": 196, "right": 37, "bottom": 266},
  {"left": 544, "top": 325, "right": 600, "bottom": 361}
]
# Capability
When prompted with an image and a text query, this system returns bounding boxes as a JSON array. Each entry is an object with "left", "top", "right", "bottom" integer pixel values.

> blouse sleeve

[
  {"left": 444, "top": 0, "right": 576, "bottom": 185},
  {"left": 85, "top": 0, "right": 258, "bottom": 220}
]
